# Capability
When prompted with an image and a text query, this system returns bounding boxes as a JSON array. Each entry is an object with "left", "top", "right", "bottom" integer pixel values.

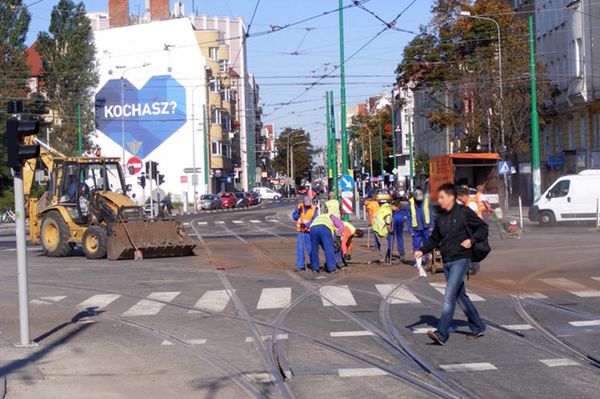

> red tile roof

[{"left": 26, "top": 43, "right": 43, "bottom": 77}]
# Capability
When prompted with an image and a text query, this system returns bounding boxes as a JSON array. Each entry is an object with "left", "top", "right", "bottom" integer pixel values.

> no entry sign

[{"left": 127, "top": 156, "right": 143, "bottom": 174}]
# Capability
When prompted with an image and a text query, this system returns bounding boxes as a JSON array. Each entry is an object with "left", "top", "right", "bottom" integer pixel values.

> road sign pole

[
  {"left": 338, "top": 0, "right": 349, "bottom": 179},
  {"left": 13, "top": 166, "right": 33, "bottom": 347},
  {"left": 379, "top": 122, "right": 384, "bottom": 189},
  {"left": 529, "top": 15, "right": 541, "bottom": 200},
  {"left": 408, "top": 113, "right": 414, "bottom": 191},
  {"left": 326, "top": 93, "right": 332, "bottom": 192},
  {"left": 329, "top": 91, "right": 339, "bottom": 202}
]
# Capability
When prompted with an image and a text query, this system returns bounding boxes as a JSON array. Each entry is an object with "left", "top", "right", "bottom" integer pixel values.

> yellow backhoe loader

[{"left": 23, "top": 138, "right": 196, "bottom": 260}]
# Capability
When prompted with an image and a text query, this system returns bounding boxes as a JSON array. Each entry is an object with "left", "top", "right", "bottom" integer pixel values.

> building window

[
  {"left": 211, "top": 141, "right": 222, "bottom": 156},
  {"left": 210, "top": 108, "right": 221, "bottom": 124},
  {"left": 556, "top": 119, "right": 563, "bottom": 153},
  {"left": 221, "top": 114, "right": 231, "bottom": 131},
  {"left": 575, "top": 38, "right": 583, "bottom": 78},
  {"left": 568, "top": 118, "right": 574, "bottom": 150},
  {"left": 593, "top": 112, "right": 600, "bottom": 149},
  {"left": 209, "top": 47, "right": 218, "bottom": 61},
  {"left": 219, "top": 60, "right": 227, "bottom": 73},
  {"left": 208, "top": 77, "right": 220, "bottom": 92},
  {"left": 222, "top": 143, "right": 231, "bottom": 158}
]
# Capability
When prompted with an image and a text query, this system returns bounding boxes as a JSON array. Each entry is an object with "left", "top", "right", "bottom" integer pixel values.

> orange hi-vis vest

[
  {"left": 296, "top": 205, "right": 316, "bottom": 232},
  {"left": 466, "top": 197, "right": 483, "bottom": 219}
]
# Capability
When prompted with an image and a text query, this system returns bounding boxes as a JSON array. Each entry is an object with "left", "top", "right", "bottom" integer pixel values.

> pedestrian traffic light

[
  {"left": 157, "top": 174, "right": 165, "bottom": 186},
  {"left": 145, "top": 161, "right": 158, "bottom": 179},
  {"left": 138, "top": 174, "right": 146, "bottom": 189},
  {"left": 6, "top": 100, "right": 40, "bottom": 169}
]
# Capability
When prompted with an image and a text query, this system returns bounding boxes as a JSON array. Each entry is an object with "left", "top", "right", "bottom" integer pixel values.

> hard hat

[
  {"left": 413, "top": 189, "right": 424, "bottom": 201},
  {"left": 303, "top": 195, "right": 312, "bottom": 207}
]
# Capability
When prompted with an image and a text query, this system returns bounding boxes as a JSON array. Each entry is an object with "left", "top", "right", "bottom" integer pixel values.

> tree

[
  {"left": 396, "top": 0, "right": 551, "bottom": 161},
  {"left": 272, "top": 128, "right": 315, "bottom": 184},
  {"left": 350, "top": 106, "right": 394, "bottom": 178},
  {"left": 37, "top": 0, "right": 98, "bottom": 155},
  {"left": 0, "top": 0, "right": 31, "bottom": 208}
]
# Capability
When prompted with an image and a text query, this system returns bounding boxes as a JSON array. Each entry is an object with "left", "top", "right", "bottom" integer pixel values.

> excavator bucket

[{"left": 106, "top": 219, "right": 196, "bottom": 260}]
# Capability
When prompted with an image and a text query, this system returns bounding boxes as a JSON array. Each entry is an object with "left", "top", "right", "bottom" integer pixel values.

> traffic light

[
  {"left": 138, "top": 174, "right": 146, "bottom": 189},
  {"left": 145, "top": 161, "right": 158, "bottom": 179},
  {"left": 6, "top": 100, "right": 40, "bottom": 169},
  {"left": 157, "top": 174, "right": 165, "bottom": 186}
]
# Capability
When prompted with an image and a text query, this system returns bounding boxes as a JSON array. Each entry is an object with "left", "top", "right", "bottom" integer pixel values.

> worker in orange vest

[{"left": 292, "top": 195, "right": 317, "bottom": 271}]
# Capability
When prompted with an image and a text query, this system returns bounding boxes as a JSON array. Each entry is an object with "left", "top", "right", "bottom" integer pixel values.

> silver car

[{"left": 199, "top": 194, "right": 221, "bottom": 210}]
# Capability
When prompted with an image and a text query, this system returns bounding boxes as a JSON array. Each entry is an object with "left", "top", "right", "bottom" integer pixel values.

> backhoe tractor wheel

[
  {"left": 40, "top": 211, "right": 73, "bottom": 257},
  {"left": 82, "top": 225, "right": 108, "bottom": 259}
]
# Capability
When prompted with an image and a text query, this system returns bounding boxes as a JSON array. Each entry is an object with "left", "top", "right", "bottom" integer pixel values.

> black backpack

[{"left": 462, "top": 209, "right": 491, "bottom": 263}]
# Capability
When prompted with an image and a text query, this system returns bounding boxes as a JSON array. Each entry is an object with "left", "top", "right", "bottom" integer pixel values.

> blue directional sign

[
  {"left": 340, "top": 174, "right": 355, "bottom": 191},
  {"left": 498, "top": 161, "right": 512, "bottom": 175}
]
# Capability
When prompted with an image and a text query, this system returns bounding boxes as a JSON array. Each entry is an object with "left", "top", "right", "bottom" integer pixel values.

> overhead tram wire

[{"left": 264, "top": 0, "right": 418, "bottom": 118}]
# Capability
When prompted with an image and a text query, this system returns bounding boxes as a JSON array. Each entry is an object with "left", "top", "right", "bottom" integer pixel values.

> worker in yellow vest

[
  {"left": 309, "top": 212, "right": 345, "bottom": 273},
  {"left": 292, "top": 196, "right": 317, "bottom": 271},
  {"left": 324, "top": 191, "right": 341, "bottom": 218},
  {"left": 406, "top": 189, "right": 434, "bottom": 277},
  {"left": 371, "top": 200, "right": 401, "bottom": 263}
]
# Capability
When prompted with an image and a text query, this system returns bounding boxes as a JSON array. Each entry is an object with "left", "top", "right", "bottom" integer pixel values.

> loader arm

[{"left": 23, "top": 137, "right": 65, "bottom": 196}]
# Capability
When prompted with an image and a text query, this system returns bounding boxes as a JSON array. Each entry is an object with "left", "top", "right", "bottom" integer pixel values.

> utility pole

[
  {"left": 77, "top": 104, "right": 82, "bottom": 156},
  {"left": 338, "top": 0, "right": 349, "bottom": 179},
  {"left": 408, "top": 113, "right": 414, "bottom": 191},
  {"left": 326, "top": 93, "right": 332, "bottom": 191},
  {"left": 529, "top": 15, "right": 541, "bottom": 200},
  {"left": 379, "top": 121, "right": 384, "bottom": 188},
  {"left": 329, "top": 91, "right": 339, "bottom": 200},
  {"left": 203, "top": 105, "right": 210, "bottom": 194},
  {"left": 391, "top": 100, "right": 397, "bottom": 170}
]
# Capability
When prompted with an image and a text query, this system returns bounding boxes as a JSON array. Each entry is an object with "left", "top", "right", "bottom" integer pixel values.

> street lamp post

[
  {"left": 460, "top": 11, "right": 509, "bottom": 211},
  {"left": 116, "top": 62, "right": 150, "bottom": 169}
]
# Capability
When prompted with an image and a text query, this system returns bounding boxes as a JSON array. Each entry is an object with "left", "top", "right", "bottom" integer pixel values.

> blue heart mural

[{"left": 95, "top": 75, "right": 187, "bottom": 158}]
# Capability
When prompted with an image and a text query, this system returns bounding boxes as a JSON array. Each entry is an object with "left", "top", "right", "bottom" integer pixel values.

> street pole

[
  {"left": 408, "top": 113, "right": 414, "bottom": 191},
  {"left": 77, "top": 104, "right": 82, "bottom": 156},
  {"left": 13, "top": 165, "right": 33, "bottom": 347},
  {"left": 326, "top": 93, "right": 332, "bottom": 191},
  {"left": 529, "top": 15, "right": 541, "bottom": 200},
  {"left": 120, "top": 77, "right": 126, "bottom": 169},
  {"left": 203, "top": 105, "right": 209, "bottom": 194},
  {"left": 391, "top": 101, "right": 397, "bottom": 170},
  {"left": 329, "top": 91, "right": 339, "bottom": 200},
  {"left": 379, "top": 121, "right": 384, "bottom": 188},
  {"left": 338, "top": 0, "right": 348, "bottom": 179}
]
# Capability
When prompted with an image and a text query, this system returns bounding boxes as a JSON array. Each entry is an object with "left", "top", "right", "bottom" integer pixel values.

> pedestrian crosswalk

[{"left": 28, "top": 277, "right": 600, "bottom": 320}]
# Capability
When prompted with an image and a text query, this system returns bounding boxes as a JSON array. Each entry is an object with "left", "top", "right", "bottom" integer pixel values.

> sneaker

[
  {"left": 427, "top": 330, "right": 445, "bottom": 346},
  {"left": 311, "top": 268, "right": 320, "bottom": 274},
  {"left": 466, "top": 331, "right": 485, "bottom": 340}
]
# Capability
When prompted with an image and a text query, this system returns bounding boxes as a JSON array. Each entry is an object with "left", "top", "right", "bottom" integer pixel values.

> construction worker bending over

[
  {"left": 309, "top": 212, "right": 345, "bottom": 273},
  {"left": 341, "top": 221, "right": 363, "bottom": 261},
  {"left": 407, "top": 189, "right": 433, "bottom": 277},
  {"left": 292, "top": 196, "right": 317, "bottom": 271},
  {"left": 372, "top": 200, "right": 401, "bottom": 263},
  {"left": 324, "top": 191, "right": 341, "bottom": 218}
]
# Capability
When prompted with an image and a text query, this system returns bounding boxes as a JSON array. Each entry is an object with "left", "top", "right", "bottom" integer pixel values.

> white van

[
  {"left": 253, "top": 187, "right": 281, "bottom": 200},
  {"left": 529, "top": 170, "right": 600, "bottom": 225}
]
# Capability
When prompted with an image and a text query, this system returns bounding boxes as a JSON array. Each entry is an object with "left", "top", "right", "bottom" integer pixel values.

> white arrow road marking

[{"left": 122, "top": 292, "right": 180, "bottom": 316}]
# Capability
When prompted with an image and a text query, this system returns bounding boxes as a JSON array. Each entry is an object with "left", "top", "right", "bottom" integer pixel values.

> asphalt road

[{"left": 0, "top": 199, "right": 599, "bottom": 398}]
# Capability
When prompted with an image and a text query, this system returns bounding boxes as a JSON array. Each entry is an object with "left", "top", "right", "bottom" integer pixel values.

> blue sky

[{"left": 25, "top": 0, "right": 434, "bottom": 147}]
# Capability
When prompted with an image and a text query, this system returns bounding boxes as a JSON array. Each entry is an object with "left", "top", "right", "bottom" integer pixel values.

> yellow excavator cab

[{"left": 26, "top": 143, "right": 195, "bottom": 260}]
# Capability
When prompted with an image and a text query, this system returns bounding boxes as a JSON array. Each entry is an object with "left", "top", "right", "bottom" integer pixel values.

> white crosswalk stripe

[
  {"left": 495, "top": 279, "right": 548, "bottom": 298},
  {"left": 330, "top": 331, "right": 374, "bottom": 337},
  {"left": 161, "top": 339, "right": 206, "bottom": 346},
  {"left": 250, "top": 220, "right": 261, "bottom": 224},
  {"left": 244, "top": 334, "right": 288, "bottom": 343},
  {"left": 569, "top": 320, "right": 600, "bottom": 327},
  {"left": 197, "top": 221, "right": 208, "bottom": 225},
  {"left": 429, "top": 282, "right": 485, "bottom": 301},
  {"left": 78, "top": 294, "right": 121, "bottom": 310},
  {"left": 232, "top": 220, "right": 243, "bottom": 224},
  {"left": 189, "top": 290, "right": 233, "bottom": 313},
  {"left": 320, "top": 285, "right": 357, "bottom": 306},
  {"left": 338, "top": 368, "right": 388, "bottom": 377},
  {"left": 256, "top": 287, "right": 292, "bottom": 309},
  {"left": 375, "top": 284, "right": 421, "bottom": 304},
  {"left": 501, "top": 324, "right": 534, "bottom": 331},
  {"left": 440, "top": 362, "right": 497, "bottom": 372},
  {"left": 216, "top": 221, "right": 225, "bottom": 225},
  {"left": 122, "top": 292, "right": 180, "bottom": 316},
  {"left": 539, "top": 358, "right": 580, "bottom": 367},
  {"left": 539, "top": 278, "right": 600, "bottom": 297}
]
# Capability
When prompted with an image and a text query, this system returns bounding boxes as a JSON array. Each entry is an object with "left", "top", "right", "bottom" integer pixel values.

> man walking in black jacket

[{"left": 415, "top": 183, "right": 488, "bottom": 345}]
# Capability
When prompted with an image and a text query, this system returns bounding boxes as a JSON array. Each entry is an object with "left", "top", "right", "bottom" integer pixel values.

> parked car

[
  {"left": 249, "top": 191, "right": 261, "bottom": 205},
  {"left": 218, "top": 192, "right": 237, "bottom": 209},
  {"left": 199, "top": 194, "right": 221, "bottom": 210},
  {"left": 234, "top": 192, "right": 249, "bottom": 208},
  {"left": 529, "top": 169, "right": 600, "bottom": 226},
  {"left": 253, "top": 187, "right": 281, "bottom": 200}
]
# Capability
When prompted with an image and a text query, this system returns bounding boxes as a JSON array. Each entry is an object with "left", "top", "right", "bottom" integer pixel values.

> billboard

[{"left": 95, "top": 75, "right": 187, "bottom": 158}]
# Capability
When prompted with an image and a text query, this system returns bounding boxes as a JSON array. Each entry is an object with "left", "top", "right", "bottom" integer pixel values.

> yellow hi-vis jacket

[
  {"left": 311, "top": 213, "right": 335, "bottom": 235},
  {"left": 324, "top": 199, "right": 341, "bottom": 218},
  {"left": 372, "top": 203, "right": 393, "bottom": 237},
  {"left": 409, "top": 197, "right": 430, "bottom": 228}
]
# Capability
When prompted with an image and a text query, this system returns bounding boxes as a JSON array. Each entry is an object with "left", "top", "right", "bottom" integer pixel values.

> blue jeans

[
  {"left": 310, "top": 225, "right": 337, "bottom": 272},
  {"left": 437, "top": 258, "right": 486, "bottom": 342},
  {"left": 296, "top": 232, "right": 311, "bottom": 269}
]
